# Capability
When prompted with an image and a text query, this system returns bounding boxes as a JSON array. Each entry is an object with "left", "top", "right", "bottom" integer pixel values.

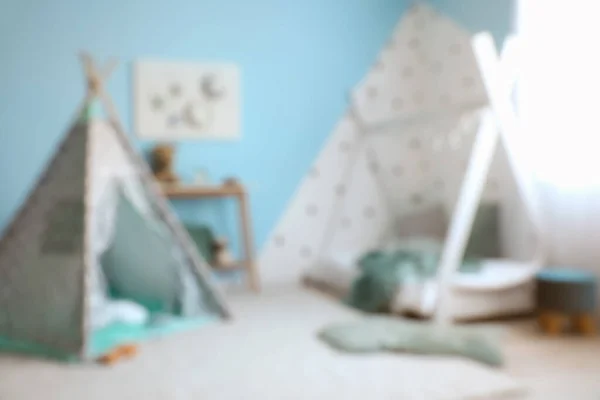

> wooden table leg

[
  {"left": 573, "top": 314, "right": 597, "bottom": 336},
  {"left": 538, "top": 311, "right": 566, "bottom": 336},
  {"left": 238, "top": 193, "right": 260, "bottom": 293}
]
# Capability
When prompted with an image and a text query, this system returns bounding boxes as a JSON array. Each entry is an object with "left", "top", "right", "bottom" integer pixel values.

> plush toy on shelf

[
  {"left": 223, "top": 177, "right": 241, "bottom": 187},
  {"left": 185, "top": 224, "right": 238, "bottom": 270},
  {"left": 150, "top": 143, "right": 179, "bottom": 185},
  {"left": 212, "top": 237, "right": 237, "bottom": 270}
]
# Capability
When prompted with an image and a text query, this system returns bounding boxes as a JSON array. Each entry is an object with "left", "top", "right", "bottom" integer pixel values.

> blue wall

[{"left": 0, "top": 0, "right": 514, "bottom": 256}]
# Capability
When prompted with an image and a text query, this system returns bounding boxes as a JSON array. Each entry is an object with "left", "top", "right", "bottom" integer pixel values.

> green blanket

[
  {"left": 319, "top": 316, "right": 504, "bottom": 367},
  {"left": 346, "top": 243, "right": 482, "bottom": 313}
]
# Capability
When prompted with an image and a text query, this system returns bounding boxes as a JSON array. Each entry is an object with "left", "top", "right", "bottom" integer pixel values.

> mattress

[
  {"left": 307, "top": 252, "right": 538, "bottom": 320},
  {"left": 392, "top": 260, "right": 538, "bottom": 320},
  {"left": 451, "top": 260, "right": 538, "bottom": 291}
]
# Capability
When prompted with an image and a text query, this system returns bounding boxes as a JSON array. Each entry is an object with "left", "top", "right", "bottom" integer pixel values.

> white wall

[{"left": 518, "top": 0, "right": 600, "bottom": 276}]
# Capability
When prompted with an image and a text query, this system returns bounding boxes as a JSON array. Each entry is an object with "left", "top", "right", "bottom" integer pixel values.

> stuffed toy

[
  {"left": 185, "top": 224, "right": 237, "bottom": 270},
  {"left": 212, "top": 238, "right": 236, "bottom": 269},
  {"left": 150, "top": 144, "right": 179, "bottom": 184}
]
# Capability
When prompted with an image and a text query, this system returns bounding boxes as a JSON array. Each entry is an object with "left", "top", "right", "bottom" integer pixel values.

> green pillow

[
  {"left": 319, "top": 317, "right": 504, "bottom": 367},
  {"left": 100, "top": 188, "right": 180, "bottom": 314}
]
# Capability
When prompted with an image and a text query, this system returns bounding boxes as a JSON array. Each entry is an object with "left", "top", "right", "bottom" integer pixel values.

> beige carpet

[
  {"left": 0, "top": 286, "right": 525, "bottom": 399},
  {"left": 500, "top": 318, "right": 600, "bottom": 399}
]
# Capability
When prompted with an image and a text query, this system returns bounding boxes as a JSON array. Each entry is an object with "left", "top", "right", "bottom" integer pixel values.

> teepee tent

[
  {"left": 261, "top": 3, "right": 545, "bottom": 320},
  {"left": 0, "top": 54, "right": 230, "bottom": 361}
]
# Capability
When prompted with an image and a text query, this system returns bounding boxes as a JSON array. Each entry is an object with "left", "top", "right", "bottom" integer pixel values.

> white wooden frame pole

[
  {"left": 471, "top": 33, "right": 547, "bottom": 266},
  {"left": 434, "top": 32, "right": 545, "bottom": 325},
  {"left": 434, "top": 110, "right": 500, "bottom": 325}
]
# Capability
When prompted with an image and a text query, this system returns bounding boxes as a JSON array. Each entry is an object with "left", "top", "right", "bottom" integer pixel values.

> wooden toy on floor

[
  {"left": 97, "top": 344, "right": 139, "bottom": 365},
  {"left": 536, "top": 268, "right": 597, "bottom": 336}
]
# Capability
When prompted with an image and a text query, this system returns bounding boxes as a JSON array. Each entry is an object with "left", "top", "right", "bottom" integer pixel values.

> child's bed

[{"left": 304, "top": 248, "right": 536, "bottom": 321}]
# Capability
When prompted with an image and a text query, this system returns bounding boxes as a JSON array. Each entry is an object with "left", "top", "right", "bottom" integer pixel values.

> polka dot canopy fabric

[{"left": 259, "top": 3, "right": 523, "bottom": 285}]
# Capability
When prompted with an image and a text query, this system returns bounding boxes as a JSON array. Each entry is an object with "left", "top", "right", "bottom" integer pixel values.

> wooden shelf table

[{"left": 163, "top": 183, "right": 260, "bottom": 293}]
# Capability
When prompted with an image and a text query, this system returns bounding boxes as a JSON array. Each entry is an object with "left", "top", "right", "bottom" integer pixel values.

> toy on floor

[
  {"left": 185, "top": 223, "right": 237, "bottom": 270},
  {"left": 536, "top": 268, "right": 597, "bottom": 336},
  {"left": 97, "top": 344, "right": 139, "bottom": 365}
]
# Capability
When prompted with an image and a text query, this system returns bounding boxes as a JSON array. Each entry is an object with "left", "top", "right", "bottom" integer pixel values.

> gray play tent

[{"left": 0, "top": 54, "right": 230, "bottom": 361}]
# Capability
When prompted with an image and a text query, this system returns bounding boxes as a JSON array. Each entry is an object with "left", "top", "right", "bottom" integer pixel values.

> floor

[
  {"left": 300, "top": 282, "right": 600, "bottom": 399},
  {"left": 227, "top": 285, "right": 600, "bottom": 399},
  {"left": 500, "top": 318, "right": 600, "bottom": 399},
  {"left": 0, "top": 285, "right": 599, "bottom": 399}
]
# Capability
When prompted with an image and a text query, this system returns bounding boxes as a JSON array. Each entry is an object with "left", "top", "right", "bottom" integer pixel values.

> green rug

[
  {"left": 319, "top": 317, "right": 505, "bottom": 367},
  {"left": 88, "top": 314, "right": 217, "bottom": 359},
  {"left": 0, "top": 314, "right": 217, "bottom": 362}
]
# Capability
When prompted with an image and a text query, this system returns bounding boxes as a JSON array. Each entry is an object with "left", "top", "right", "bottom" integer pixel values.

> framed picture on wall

[{"left": 133, "top": 59, "right": 241, "bottom": 140}]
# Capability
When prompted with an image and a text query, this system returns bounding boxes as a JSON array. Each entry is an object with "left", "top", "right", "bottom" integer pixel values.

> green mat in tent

[
  {"left": 89, "top": 314, "right": 217, "bottom": 359},
  {"left": 0, "top": 314, "right": 217, "bottom": 362}
]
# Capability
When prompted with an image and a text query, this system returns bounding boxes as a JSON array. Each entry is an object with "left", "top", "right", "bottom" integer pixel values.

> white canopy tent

[
  {"left": 317, "top": 32, "right": 545, "bottom": 322},
  {"left": 261, "top": 3, "right": 545, "bottom": 321}
]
